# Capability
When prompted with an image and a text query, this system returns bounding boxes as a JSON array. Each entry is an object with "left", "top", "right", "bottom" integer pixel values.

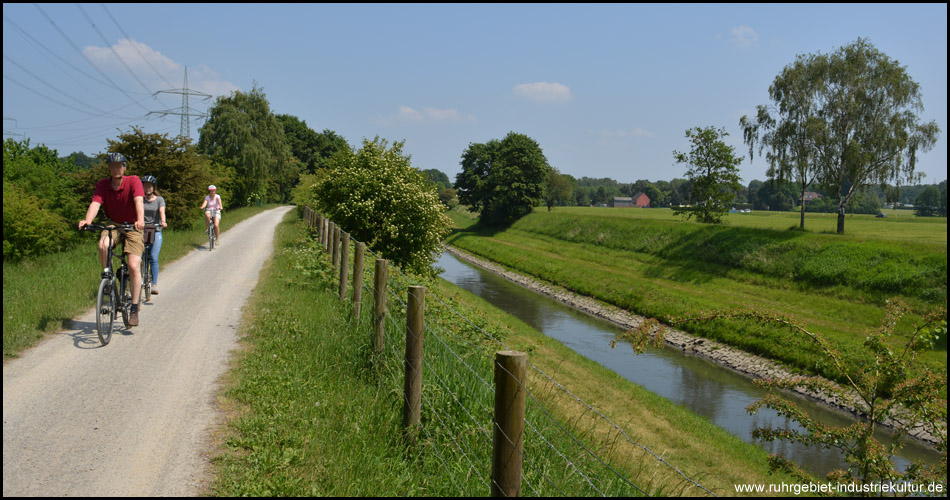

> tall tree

[
  {"left": 740, "top": 51, "right": 825, "bottom": 229},
  {"left": 456, "top": 132, "right": 551, "bottom": 225},
  {"left": 197, "top": 85, "right": 295, "bottom": 205},
  {"left": 276, "top": 114, "right": 321, "bottom": 174},
  {"left": 544, "top": 168, "right": 573, "bottom": 211},
  {"left": 792, "top": 38, "right": 937, "bottom": 234},
  {"left": 672, "top": 126, "right": 743, "bottom": 224}
]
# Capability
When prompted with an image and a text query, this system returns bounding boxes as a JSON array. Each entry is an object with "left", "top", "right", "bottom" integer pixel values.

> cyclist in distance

[
  {"left": 199, "top": 185, "right": 223, "bottom": 246},
  {"left": 78, "top": 152, "right": 145, "bottom": 326},
  {"left": 142, "top": 175, "right": 166, "bottom": 295}
]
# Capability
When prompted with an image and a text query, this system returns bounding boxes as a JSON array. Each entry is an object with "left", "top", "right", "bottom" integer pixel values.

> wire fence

[{"left": 300, "top": 206, "right": 716, "bottom": 497}]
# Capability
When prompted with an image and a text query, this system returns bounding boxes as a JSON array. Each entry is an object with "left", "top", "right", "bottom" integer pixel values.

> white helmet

[{"left": 208, "top": 185, "right": 217, "bottom": 191}]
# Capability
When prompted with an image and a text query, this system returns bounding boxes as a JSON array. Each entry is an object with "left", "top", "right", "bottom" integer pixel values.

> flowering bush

[{"left": 304, "top": 137, "right": 450, "bottom": 275}]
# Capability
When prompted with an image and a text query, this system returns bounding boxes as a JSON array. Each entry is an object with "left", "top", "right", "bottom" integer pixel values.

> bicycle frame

[{"left": 82, "top": 222, "right": 134, "bottom": 344}]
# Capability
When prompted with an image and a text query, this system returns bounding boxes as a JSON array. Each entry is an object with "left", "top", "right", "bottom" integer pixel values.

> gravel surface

[{"left": 3, "top": 206, "right": 293, "bottom": 496}]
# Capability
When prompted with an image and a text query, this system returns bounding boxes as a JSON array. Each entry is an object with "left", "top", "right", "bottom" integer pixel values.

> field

[{"left": 445, "top": 206, "right": 947, "bottom": 390}]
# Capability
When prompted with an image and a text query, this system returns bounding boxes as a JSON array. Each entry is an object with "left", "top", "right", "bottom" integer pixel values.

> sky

[{"left": 3, "top": 3, "right": 947, "bottom": 185}]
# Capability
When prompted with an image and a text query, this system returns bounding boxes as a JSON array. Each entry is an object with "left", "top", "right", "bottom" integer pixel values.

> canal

[{"left": 437, "top": 250, "right": 940, "bottom": 478}]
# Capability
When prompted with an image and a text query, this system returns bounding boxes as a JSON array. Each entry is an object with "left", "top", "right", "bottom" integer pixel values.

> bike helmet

[
  {"left": 208, "top": 185, "right": 217, "bottom": 191},
  {"left": 106, "top": 152, "right": 127, "bottom": 164},
  {"left": 141, "top": 175, "right": 157, "bottom": 186}
]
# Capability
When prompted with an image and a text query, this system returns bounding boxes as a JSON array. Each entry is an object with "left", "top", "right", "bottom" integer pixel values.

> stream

[{"left": 437, "top": 250, "right": 941, "bottom": 478}]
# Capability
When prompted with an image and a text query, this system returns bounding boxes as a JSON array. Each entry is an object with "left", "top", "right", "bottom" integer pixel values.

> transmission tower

[{"left": 148, "top": 67, "right": 213, "bottom": 141}]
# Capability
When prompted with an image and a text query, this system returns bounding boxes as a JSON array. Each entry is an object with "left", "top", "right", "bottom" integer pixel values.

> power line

[
  {"left": 33, "top": 3, "right": 152, "bottom": 114},
  {"left": 75, "top": 3, "right": 157, "bottom": 99},
  {"left": 3, "top": 14, "right": 120, "bottom": 109},
  {"left": 100, "top": 3, "right": 177, "bottom": 89},
  {"left": 3, "top": 53, "right": 135, "bottom": 119}
]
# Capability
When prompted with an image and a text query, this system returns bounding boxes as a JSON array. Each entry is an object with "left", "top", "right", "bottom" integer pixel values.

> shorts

[
  {"left": 205, "top": 209, "right": 222, "bottom": 220},
  {"left": 101, "top": 222, "right": 144, "bottom": 258}
]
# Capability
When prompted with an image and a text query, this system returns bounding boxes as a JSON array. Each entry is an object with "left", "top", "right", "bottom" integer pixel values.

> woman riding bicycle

[
  {"left": 78, "top": 152, "right": 145, "bottom": 326},
  {"left": 142, "top": 175, "right": 166, "bottom": 295},
  {"left": 199, "top": 185, "right": 223, "bottom": 246}
]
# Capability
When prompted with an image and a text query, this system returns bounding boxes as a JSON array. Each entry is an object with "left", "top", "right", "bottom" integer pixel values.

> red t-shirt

[{"left": 92, "top": 176, "right": 144, "bottom": 223}]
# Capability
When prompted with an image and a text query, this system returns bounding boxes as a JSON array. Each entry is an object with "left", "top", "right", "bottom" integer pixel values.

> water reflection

[{"left": 437, "top": 251, "right": 939, "bottom": 477}]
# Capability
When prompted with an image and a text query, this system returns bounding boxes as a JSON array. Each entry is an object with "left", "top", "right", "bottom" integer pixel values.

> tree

[
  {"left": 456, "top": 132, "right": 551, "bottom": 225},
  {"left": 914, "top": 186, "right": 941, "bottom": 217},
  {"left": 741, "top": 51, "right": 826, "bottom": 229},
  {"left": 276, "top": 114, "right": 321, "bottom": 174},
  {"left": 811, "top": 38, "right": 938, "bottom": 234},
  {"left": 197, "top": 85, "right": 295, "bottom": 205},
  {"left": 305, "top": 137, "right": 450, "bottom": 275},
  {"left": 312, "top": 129, "right": 350, "bottom": 171},
  {"left": 672, "top": 126, "right": 743, "bottom": 223},
  {"left": 421, "top": 169, "right": 451, "bottom": 190},
  {"left": 544, "top": 168, "right": 573, "bottom": 211}
]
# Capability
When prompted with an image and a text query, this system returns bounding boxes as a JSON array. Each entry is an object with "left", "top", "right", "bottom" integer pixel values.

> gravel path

[{"left": 3, "top": 206, "right": 293, "bottom": 496}]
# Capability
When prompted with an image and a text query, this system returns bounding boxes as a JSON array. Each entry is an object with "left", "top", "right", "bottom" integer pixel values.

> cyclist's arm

[
  {"left": 159, "top": 205, "right": 167, "bottom": 228},
  {"left": 199, "top": 198, "right": 207, "bottom": 210},
  {"left": 79, "top": 201, "right": 102, "bottom": 230},
  {"left": 134, "top": 195, "right": 145, "bottom": 231},
  {"left": 216, "top": 195, "right": 223, "bottom": 212}
]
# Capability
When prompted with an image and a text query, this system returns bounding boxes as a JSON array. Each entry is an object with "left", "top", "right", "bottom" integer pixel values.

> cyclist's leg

[
  {"left": 98, "top": 230, "right": 113, "bottom": 269},
  {"left": 204, "top": 210, "right": 211, "bottom": 230},
  {"left": 151, "top": 232, "right": 162, "bottom": 286},
  {"left": 123, "top": 229, "right": 145, "bottom": 307},
  {"left": 214, "top": 213, "right": 221, "bottom": 240}
]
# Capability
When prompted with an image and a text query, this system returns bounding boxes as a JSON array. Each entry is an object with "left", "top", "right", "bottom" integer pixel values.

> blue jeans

[{"left": 147, "top": 231, "right": 163, "bottom": 285}]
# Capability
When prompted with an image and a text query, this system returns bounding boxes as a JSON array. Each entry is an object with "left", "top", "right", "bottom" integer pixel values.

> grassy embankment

[
  {"left": 445, "top": 206, "right": 947, "bottom": 391},
  {"left": 2, "top": 204, "right": 280, "bottom": 359},
  {"left": 209, "top": 210, "right": 802, "bottom": 496}
]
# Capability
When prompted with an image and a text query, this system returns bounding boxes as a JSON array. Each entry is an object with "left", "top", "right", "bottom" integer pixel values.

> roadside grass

[
  {"left": 2, "top": 204, "right": 280, "bottom": 360},
  {"left": 445, "top": 207, "right": 946, "bottom": 392},
  {"left": 210, "top": 212, "right": 803, "bottom": 496}
]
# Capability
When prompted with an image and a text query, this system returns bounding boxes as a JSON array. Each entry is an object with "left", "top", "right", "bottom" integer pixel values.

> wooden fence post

[
  {"left": 373, "top": 259, "right": 389, "bottom": 360},
  {"left": 339, "top": 232, "right": 349, "bottom": 300},
  {"left": 403, "top": 286, "right": 425, "bottom": 444},
  {"left": 352, "top": 242, "right": 365, "bottom": 323},
  {"left": 491, "top": 350, "right": 527, "bottom": 497},
  {"left": 332, "top": 224, "right": 340, "bottom": 269}
]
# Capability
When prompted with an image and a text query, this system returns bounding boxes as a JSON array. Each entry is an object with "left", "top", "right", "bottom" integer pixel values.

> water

[{"left": 437, "top": 250, "right": 941, "bottom": 477}]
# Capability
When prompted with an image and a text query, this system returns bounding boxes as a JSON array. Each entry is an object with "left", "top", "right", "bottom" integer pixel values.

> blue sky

[{"left": 3, "top": 3, "right": 947, "bottom": 185}]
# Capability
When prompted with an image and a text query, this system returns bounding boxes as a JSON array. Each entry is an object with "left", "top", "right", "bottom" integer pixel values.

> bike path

[{"left": 2, "top": 205, "right": 293, "bottom": 496}]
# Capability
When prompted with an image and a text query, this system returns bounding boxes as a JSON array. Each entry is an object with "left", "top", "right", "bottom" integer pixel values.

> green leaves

[
  {"left": 672, "top": 126, "right": 743, "bottom": 224},
  {"left": 457, "top": 132, "right": 552, "bottom": 226}
]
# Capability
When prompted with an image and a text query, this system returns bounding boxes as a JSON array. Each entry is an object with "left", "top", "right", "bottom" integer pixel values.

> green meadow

[{"left": 446, "top": 206, "right": 947, "bottom": 389}]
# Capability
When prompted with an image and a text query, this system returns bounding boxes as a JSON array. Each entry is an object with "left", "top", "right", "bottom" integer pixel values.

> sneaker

[
  {"left": 151, "top": 285, "right": 159, "bottom": 295},
  {"left": 129, "top": 306, "right": 139, "bottom": 327}
]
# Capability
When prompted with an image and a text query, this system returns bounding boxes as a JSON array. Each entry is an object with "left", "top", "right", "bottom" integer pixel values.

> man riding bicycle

[{"left": 78, "top": 152, "right": 145, "bottom": 326}]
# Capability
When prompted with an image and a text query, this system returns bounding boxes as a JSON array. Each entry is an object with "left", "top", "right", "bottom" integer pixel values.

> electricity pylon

[{"left": 148, "top": 67, "right": 213, "bottom": 141}]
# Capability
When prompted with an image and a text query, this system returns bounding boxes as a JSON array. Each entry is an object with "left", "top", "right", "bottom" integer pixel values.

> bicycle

[
  {"left": 206, "top": 208, "right": 218, "bottom": 251},
  {"left": 81, "top": 222, "right": 136, "bottom": 345},
  {"left": 141, "top": 224, "right": 156, "bottom": 302}
]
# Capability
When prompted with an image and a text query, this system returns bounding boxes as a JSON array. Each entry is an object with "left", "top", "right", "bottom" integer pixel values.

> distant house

[
  {"left": 613, "top": 197, "right": 634, "bottom": 207},
  {"left": 613, "top": 193, "right": 650, "bottom": 208},
  {"left": 631, "top": 192, "right": 650, "bottom": 208},
  {"left": 801, "top": 192, "right": 822, "bottom": 201}
]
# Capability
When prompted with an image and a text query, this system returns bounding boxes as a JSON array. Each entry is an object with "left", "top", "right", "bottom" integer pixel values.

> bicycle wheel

[
  {"left": 141, "top": 258, "right": 152, "bottom": 303},
  {"left": 208, "top": 224, "right": 215, "bottom": 251},
  {"left": 120, "top": 268, "right": 132, "bottom": 329},
  {"left": 95, "top": 278, "right": 115, "bottom": 345}
]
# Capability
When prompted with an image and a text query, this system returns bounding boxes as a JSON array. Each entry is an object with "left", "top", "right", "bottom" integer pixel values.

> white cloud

[
  {"left": 513, "top": 82, "right": 573, "bottom": 103},
  {"left": 373, "top": 105, "right": 476, "bottom": 126},
  {"left": 730, "top": 25, "right": 759, "bottom": 47},
  {"left": 82, "top": 39, "right": 239, "bottom": 97}
]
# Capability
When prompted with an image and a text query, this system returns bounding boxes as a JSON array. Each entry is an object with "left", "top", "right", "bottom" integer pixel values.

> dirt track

[{"left": 3, "top": 206, "right": 292, "bottom": 496}]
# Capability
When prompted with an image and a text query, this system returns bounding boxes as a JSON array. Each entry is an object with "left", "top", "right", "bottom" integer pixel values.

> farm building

[
  {"left": 801, "top": 192, "right": 822, "bottom": 201},
  {"left": 613, "top": 193, "right": 650, "bottom": 207}
]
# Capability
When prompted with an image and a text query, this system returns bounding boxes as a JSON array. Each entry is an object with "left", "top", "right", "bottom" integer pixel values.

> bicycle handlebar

[{"left": 80, "top": 222, "right": 135, "bottom": 232}]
